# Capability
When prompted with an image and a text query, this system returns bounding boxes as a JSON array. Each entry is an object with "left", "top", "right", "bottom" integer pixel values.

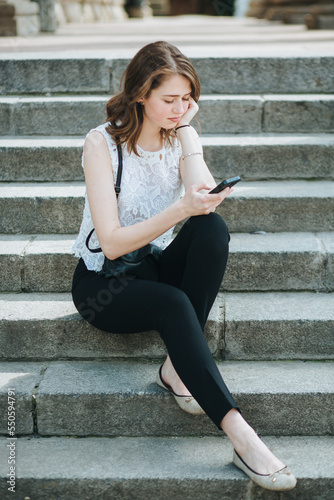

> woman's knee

[
  {"left": 186, "top": 213, "right": 230, "bottom": 248},
  {"left": 158, "top": 288, "right": 195, "bottom": 323}
]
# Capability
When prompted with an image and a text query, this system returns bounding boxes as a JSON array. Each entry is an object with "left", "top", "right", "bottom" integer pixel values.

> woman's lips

[{"left": 168, "top": 118, "right": 180, "bottom": 122}]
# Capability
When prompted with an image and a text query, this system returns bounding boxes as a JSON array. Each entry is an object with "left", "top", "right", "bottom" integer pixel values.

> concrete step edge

[
  {"left": 1, "top": 231, "right": 333, "bottom": 293},
  {"left": 1, "top": 291, "right": 333, "bottom": 362},
  {"left": 1, "top": 179, "right": 333, "bottom": 197},
  {"left": 1, "top": 52, "right": 333, "bottom": 96},
  {"left": 0, "top": 435, "right": 333, "bottom": 500},
  {"left": 1, "top": 290, "right": 333, "bottom": 321},
  {"left": 1, "top": 132, "right": 334, "bottom": 146},
  {"left": 1, "top": 134, "right": 333, "bottom": 183},
  {"left": 1, "top": 95, "right": 333, "bottom": 135},
  {"left": 1, "top": 231, "right": 333, "bottom": 256},
  {"left": 1, "top": 94, "right": 334, "bottom": 102},
  {"left": 0, "top": 359, "right": 333, "bottom": 437}
]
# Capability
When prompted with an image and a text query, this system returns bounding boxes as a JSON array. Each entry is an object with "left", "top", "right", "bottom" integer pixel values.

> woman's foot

[
  {"left": 232, "top": 449, "right": 296, "bottom": 491},
  {"left": 160, "top": 356, "right": 193, "bottom": 397},
  {"left": 235, "top": 427, "right": 286, "bottom": 475},
  {"left": 222, "top": 409, "right": 296, "bottom": 490},
  {"left": 157, "top": 357, "right": 205, "bottom": 415}
]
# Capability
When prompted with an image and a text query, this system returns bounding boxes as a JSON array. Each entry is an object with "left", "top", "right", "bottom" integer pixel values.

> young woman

[{"left": 71, "top": 41, "right": 296, "bottom": 491}]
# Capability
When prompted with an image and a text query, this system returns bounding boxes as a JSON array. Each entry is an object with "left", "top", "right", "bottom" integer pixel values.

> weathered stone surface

[
  {"left": 318, "top": 231, "right": 334, "bottom": 291},
  {"left": 264, "top": 95, "right": 334, "bottom": 133},
  {"left": 109, "top": 57, "right": 131, "bottom": 93},
  {"left": 35, "top": 360, "right": 334, "bottom": 436},
  {"left": 2, "top": 95, "right": 333, "bottom": 136},
  {"left": 197, "top": 96, "right": 263, "bottom": 134},
  {"left": 191, "top": 57, "right": 334, "bottom": 94},
  {"left": 0, "top": 100, "right": 12, "bottom": 135},
  {"left": 0, "top": 435, "right": 333, "bottom": 500},
  {"left": 216, "top": 180, "right": 334, "bottom": 233},
  {"left": 1, "top": 291, "right": 333, "bottom": 361},
  {"left": 224, "top": 232, "right": 329, "bottom": 292},
  {"left": 24, "top": 235, "right": 77, "bottom": 292},
  {"left": 1, "top": 232, "right": 332, "bottom": 293},
  {"left": 0, "top": 95, "right": 263, "bottom": 135},
  {"left": 110, "top": 56, "right": 334, "bottom": 95},
  {"left": 1, "top": 134, "right": 333, "bottom": 182},
  {"left": 0, "top": 182, "right": 85, "bottom": 234},
  {"left": 1, "top": 180, "right": 333, "bottom": 234},
  {"left": 0, "top": 235, "right": 29, "bottom": 292},
  {"left": 0, "top": 292, "right": 223, "bottom": 360},
  {"left": 1, "top": 55, "right": 333, "bottom": 95},
  {"left": 0, "top": 362, "right": 45, "bottom": 434},
  {"left": 202, "top": 134, "right": 334, "bottom": 181},
  {"left": 0, "top": 58, "right": 112, "bottom": 95},
  {"left": 11, "top": 96, "right": 106, "bottom": 135},
  {"left": 224, "top": 292, "right": 334, "bottom": 360},
  {"left": 0, "top": 137, "right": 83, "bottom": 182}
]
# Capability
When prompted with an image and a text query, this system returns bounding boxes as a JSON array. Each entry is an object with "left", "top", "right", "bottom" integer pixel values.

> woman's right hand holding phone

[{"left": 180, "top": 182, "right": 233, "bottom": 217}]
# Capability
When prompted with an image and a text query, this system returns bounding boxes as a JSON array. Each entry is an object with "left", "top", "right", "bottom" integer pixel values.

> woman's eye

[
  {"left": 183, "top": 98, "right": 190, "bottom": 102},
  {"left": 164, "top": 100, "right": 173, "bottom": 104}
]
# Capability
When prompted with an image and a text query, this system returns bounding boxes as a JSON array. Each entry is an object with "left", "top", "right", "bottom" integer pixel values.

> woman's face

[{"left": 141, "top": 74, "right": 192, "bottom": 130}]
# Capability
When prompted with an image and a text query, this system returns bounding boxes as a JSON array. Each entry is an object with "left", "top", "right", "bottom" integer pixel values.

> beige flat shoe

[
  {"left": 156, "top": 365, "right": 205, "bottom": 415},
  {"left": 233, "top": 449, "right": 297, "bottom": 491}
]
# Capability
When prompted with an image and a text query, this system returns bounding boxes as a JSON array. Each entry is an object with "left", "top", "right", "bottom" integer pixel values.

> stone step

[
  {"left": 0, "top": 359, "right": 333, "bottom": 437},
  {"left": 1, "top": 232, "right": 333, "bottom": 293},
  {"left": 0, "top": 181, "right": 333, "bottom": 234},
  {"left": 0, "top": 292, "right": 333, "bottom": 361},
  {"left": 0, "top": 54, "right": 333, "bottom": 95},
  {"left": 1, "top": 134, "right": 334, "bottom": 182},
  {"left": 0, "top": 435, "right": 333, "bottom": 500},
  {"left": 1, "top": 94, "right": 334, "bottom": 135}
]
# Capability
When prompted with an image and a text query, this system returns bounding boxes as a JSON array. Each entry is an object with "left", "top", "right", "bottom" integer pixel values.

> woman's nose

[{"left": 173, "top": 99, "right": 184, "bottom": 113}]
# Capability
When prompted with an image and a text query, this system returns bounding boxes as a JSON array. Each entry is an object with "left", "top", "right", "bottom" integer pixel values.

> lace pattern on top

[{"left": 72, "top": 122, "right": 184, "bottom": 272}]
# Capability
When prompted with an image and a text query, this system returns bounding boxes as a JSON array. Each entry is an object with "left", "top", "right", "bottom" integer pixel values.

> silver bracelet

[{"left": 181, "top": 152, "right": 202, "bottom": 161}]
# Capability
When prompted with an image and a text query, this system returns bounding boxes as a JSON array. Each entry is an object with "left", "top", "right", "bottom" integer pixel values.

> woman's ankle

[{"left": 221, "top": 410, "right": 259, "bottom": 454}]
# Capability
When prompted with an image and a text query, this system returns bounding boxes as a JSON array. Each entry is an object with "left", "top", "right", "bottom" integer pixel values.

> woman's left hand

[{"left": 177, "top": 97, "right": 199, "bottom": 127}]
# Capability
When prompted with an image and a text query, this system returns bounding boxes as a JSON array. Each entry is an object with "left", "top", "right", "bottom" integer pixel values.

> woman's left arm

[{"left": 178, "top": 125, "right": 216, "bottom": 190}]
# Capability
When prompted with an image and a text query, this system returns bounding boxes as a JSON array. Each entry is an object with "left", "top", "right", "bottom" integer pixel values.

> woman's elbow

[
  {"left": 99, "top": 228, "right": 123, "bottom": 261},
  {"left": 101, "top": 239, "right": 123, "bottom": 261},
  {"left": 103, "top": 247, "right": 122, "bottom": 261}
]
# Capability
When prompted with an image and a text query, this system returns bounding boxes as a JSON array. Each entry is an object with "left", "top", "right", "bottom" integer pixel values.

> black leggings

[{"left": 72, "top": 213, "right": 239, "bottom": 429}]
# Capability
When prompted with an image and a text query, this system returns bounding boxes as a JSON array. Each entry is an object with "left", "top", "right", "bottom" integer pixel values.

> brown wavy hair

[{"left": 105, "top": 41, "right": 201, "bottom": 155}]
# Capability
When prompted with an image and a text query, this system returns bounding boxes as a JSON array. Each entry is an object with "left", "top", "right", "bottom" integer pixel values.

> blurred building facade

[
  {"left": 1, "top": 0, "right": 332, "bottom": 36},
  {"left": 247, "top": 0, "right": 334, "bottom": 29}
]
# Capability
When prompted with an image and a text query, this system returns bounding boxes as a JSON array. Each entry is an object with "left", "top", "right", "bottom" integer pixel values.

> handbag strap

[{"left": 85, "top": 142, "right": 122, "bottom": 253}]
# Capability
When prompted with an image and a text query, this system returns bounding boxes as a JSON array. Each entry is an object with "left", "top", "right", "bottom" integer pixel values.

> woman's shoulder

[
  {"left": 81, "top": 123, "right": 118, "bottom": 171},
  {"left": 85, "top": 122, "right": 115, "bottom": 144},
  {"left": 84, "top": 123, "right": 119, "bottom": 155}
]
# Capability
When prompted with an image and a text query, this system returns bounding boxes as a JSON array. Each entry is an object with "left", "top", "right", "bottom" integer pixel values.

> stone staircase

[{"left": 1, "top": 19, "right": 334, "bottom": 499}]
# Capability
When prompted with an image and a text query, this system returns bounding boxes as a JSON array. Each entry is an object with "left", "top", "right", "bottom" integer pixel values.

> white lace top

[{"left": 72, "top": 122, "right": 184, "bottom": 272}]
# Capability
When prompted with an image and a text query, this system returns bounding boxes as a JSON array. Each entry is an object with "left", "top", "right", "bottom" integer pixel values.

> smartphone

[{"left": 209, "top": 176, "right": 241, "bottom": 194}]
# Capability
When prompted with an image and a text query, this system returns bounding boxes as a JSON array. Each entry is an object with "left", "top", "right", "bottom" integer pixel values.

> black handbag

[{"left": 85, "top": 142, "right": 162, "bottom": 281}]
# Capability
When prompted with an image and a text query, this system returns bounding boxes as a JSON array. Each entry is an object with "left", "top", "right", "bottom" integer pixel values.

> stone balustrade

[
  {"left": 0, "top": 0, "right": 135, "bottom": 36},
  {"left": 56, "top": 0, "right": 127, "bottom": 24},
  {"left": 0, "top": 0, "right": 40, "bottom": 35}
]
